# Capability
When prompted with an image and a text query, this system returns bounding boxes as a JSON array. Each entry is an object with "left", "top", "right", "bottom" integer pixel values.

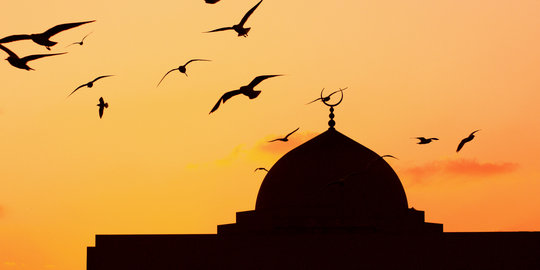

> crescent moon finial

[{"left": 320, "top": 87, "right": 345, "bottom": 129}]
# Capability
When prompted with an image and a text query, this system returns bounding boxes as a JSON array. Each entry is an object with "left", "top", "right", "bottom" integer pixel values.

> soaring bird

[
  {"left": 0, "top": 20, "right": 95, "bottom": 50},
  {"left": 268, "top": 127, "right": 299, "bottom": 142},
  {"left": 0, "top": 44, "right": 65, "bottom": 70},
  {"left": 97, "top": 97, "right": 108, "bottom": 119},
  {"left": 157, "top": 59, "right": 211, "bottom": 87},
  {"left": 254, "top": 167, "right": 268, "bottom": 172},
  {"left": 413, "top": 137, "right": 439, "bottom": 144},
  {"left": 68, "top": 75, "right": 113, "bottom": 97},
  {"left": 205, "top": 0, "right": 220, "bottom": 3},
  {"left": 205, "top": 0, "right": 262, "bottom": 37},
  {"left": 306, "top": 87, "right": 347, "bottom": 104},
  {"left": 456, "top": 130, "right": 480, "bottom": 153},
  {"left": 209, "top": 74, "right": 281, "bottom": 113},
  {"left": 66, "top": 32, "right": 92, "bottom": 47}
]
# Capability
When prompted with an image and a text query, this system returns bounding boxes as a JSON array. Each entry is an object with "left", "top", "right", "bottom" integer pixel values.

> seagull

[
  {"left": 97, "top": 97, "right": 108, "bottom": 119},
  {"left": 68, "top": 75, "right": 113, "bottom": 97},
  {"left": 0, "top": 20, "right": 95, "bottom": 50},
  {"left": 456, "top": 130, "right": 480, "bottom": 153},
  {"left": 413, "top": 137, "right": 439, "bottom": 144},
  {"left": 205, "top": 0, "right": 220, "bottom": 3},
  {"left": 268, "top": 127, "right": 299, "bottom": 142},
  {"left": 66, "top": 32, "right": 92, "bottom": 47},
  {"left": 157, "top": 59, "right": 211, "bottom": 87},
  {"left": 205, "top": 0, "right": 262, "bottom": 37},
  {"left": 209, "top": 74, "right": 281, "bottom": 114},
  {"left": 306, "top": 87, "right": 347, "bottom": 104},
  {"left": 254, "top": 167, "right": 268, "bottom": 172},
  {"left": 0, "top": 44, "right": 65, "bottom": 70}
]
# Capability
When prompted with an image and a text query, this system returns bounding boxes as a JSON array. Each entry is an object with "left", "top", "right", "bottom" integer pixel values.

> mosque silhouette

[{"left": 87, "top": 107, "right": 540, "bottom": 269}]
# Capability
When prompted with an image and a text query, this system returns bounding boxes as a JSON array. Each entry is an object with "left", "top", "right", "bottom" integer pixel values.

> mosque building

[{"left": 87, "top": 101, "right": 540, "bottom": 269}]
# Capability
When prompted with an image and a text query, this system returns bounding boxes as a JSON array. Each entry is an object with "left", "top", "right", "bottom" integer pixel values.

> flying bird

[
  {"left": 68, "top": 75, "right": 113, "bottom": 97},
  {"left": 254, "top": 167, "right": 268, "bottom": 172},
  {"left": 0, "top": 44, "right": 65, "bottom": 70},
  {"left": 157, "top": 59, "right": 211, "bottom": 87},
  {"left": 307, "top": 87, "right": 347, "bottom": 104},
  {"left": 413, "top": 137, "right": 439, "bottom": 144},
  {"left": 209, "top": 74, "right": 281, "bottom": 113},
  {"left": 66, "top": 32, "right": 92, "bottom": 47},
  {"left": 205, "top": 0, "right": 220, "bottom": 3},
  {"left": 0, "top": 20, "right": 95, "bottom": 50},
  {"left": 205, "top": 0, "right": 262, "bottom": 37},
  {"left": 456, "top": 130, "right": 480, "bottom": 153},
  {"left": 268, "top": 127, "right": 299, "bottom": 142},
  {"left": 97, "top": 97, "right": 108, "bottom": 119}
]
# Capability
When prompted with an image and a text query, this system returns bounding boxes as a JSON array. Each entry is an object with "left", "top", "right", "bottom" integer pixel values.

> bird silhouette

[
  {"left": 68, "top": 75, "right": 113, "bottom": 97},
  {"left": 307, "top": 87, "right": 347, "bottom": 104},
  {"left": 205, "top": 0, "right": 220, "bottom": 3},
  {"left": 0, "top": 44, "right": 65, "bottom": 70},
  {"left": 268, "top": 128, "right": 299, "bottom": 142},
  {"left": 157, "top": 59, "right": 211, "bottom": 87},
  {"left": 97, "top": 97, "right": 108, "bottom": 119},
  {"left": 0, "top": 20, "right": 95, "bottom": 50},
  {"left": 413, "top": 137, "right": 439, "bottom": 144},
  {"left": 456, "top": 130, "right": 480, "bottom": 153},
  {"left": 205, "top": 0, "right": 262, "bottom": 37},
  {"left": 209, "top": 74, "right": 281, "bottom": 114},
  {"left": 254, "top": 167, "right": 268, "bottom": 172},
  {"left": 66, "top": 32, "right": 92, "bottom": 47}
]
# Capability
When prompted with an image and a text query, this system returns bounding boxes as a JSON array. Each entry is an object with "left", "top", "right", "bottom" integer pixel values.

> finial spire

[{"left": 321, "top": 87, "right": 345, "bottom": 129}]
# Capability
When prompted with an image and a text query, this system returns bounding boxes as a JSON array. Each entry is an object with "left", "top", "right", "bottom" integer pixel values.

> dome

[{"left": 255, "top": 128, "right": 408, "bottom": 221}]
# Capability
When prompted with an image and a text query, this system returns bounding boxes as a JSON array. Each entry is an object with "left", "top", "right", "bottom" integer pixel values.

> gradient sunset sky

[{"left": 2, "top": 1, "right": 540, "bottom": 269}]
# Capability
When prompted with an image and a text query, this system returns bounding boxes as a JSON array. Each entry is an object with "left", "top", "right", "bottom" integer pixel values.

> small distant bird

[
  {"left": 268, "top": 127, "right": 299, "bottom": 142},
  {"left": 456, "top": 130, "right": 480, "bottom": 153},
  {"left": 97, "top": 97, "right": 108, "bottom": 119},
  {"left": 0, "top": 20, "right": 95, "bottom": 50},
  {"left": 210, "top": 74, "right": 281, "bottom": 114},
  {"left": 66, "top": 32, "right": 92, "bottom": 47},
  {"left": 254, "top": 167, "right": 268, "bottom": 172},
  {"left": 205, "top": 0, "right": 262, "bottom": 37},
  {"left": 0, "top": 44, "right": 65, "bottom": 70},
  {"left": 307, "top": 87, "right": 347, "bottom": 104},
  {"left": 380, "top": 154, "right": 398, "bottom": 160},
  {"left": 157, "top": 59, "right": 211, "bottom": 87},
  {"left": 413, "top": 137, "right": 439, "bottom": 144},
  {"left": 205, "top": 0, "right": 220, "bottom": 3},
  {"left": 68, "top": 75, "right": 113, "bottom": 97}
]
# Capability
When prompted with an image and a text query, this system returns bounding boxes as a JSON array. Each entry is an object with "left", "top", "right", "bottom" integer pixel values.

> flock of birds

[{"left": 0, "top": 0, "right": 482, "bottom": 173}]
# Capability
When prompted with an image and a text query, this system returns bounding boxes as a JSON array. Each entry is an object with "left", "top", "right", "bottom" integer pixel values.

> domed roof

[{"left": 255, "top": 128, "right": 408, "bottom": 220}]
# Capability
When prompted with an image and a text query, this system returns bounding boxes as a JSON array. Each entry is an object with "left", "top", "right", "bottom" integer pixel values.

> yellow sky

[{"left": 1, "top": 1, "right": 540, "bottom": 269}]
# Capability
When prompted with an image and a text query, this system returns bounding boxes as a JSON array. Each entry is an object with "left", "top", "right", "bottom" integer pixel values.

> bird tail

[{"left": 247, "top": 90, "right": 261, "bottom": 99}]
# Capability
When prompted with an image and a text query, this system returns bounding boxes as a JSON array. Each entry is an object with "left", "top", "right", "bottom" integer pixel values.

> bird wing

[
  {"left": 81, "top": 32, "right": 92, "bottom": 41},
  {"left": 267, "top": 138, "right": 281, "bottom": 142},
  {"left": 456, "top": 139, "right": 467, "bottom": 152},
  {"left": 0, "top": 44, "right": 18, "bottom": 58},
  {"left": 239, "top": 0, "right": 263, "bottom": 26},
  {"left": 157, "top": 69, "right": 178, "bottom": 87},
  {"left": 43, "top": 20, "right": 96, "bottom": 37},
  {"left": 209, "top": 89, "right": 242, "bottom": 114},
  {"left": 247, "top": 74, "right": 281, "bottom": 88},
  {"left": 99, "top": 105, "right": 104, "bottom": 118},
  {"left": 415, "top": 137, "right": 426, "bottom": 140},
  {"left": 381, "top": 155, "right": 398, "bottom": 160},
  {"left": 306, "top": 97, "right": 322, "bottom": 104},
  {"left": 205, "top": 27, "right": 234, "bottom": 33},
  {"left": 0, "top": 34, "right": 32, "bottom": 43},
  {"left": 91, "top": 75, "right": 113, "bottom": 83},
  {"left": 284, "top": 127, "right": 299, "bottom": 138},
  {"left": 185, "top": 59, "right": 211, "bottom": 66},
  {"left": 20, "top": 52, "right": 66, "bottom": 63},
  {"left": 327, "top": 87, "right": 347, "bottom": 98},
  {"left": 67, "top": 84, "right": 88, "bottom": 97},
  {"left": 470, "top": 129, "right": 480, "bottom": 136}
]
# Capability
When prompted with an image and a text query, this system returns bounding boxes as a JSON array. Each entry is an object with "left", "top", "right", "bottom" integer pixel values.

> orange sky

[{"left": 1, "top": 1, "right": 540, "bottom": 270}]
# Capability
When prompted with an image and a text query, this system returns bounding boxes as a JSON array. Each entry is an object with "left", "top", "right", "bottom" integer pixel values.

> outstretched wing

[
  {"left": 0, "top": 34, "right": 32, "bottom": 43},
  {"left": 456, "top": 139, "right": 467, "bottom": 152},
  {"left": 91, "top": 75, "right": 113, "bottom": 83},
  {"left": 239, "top": 0, "right": 263, "bottom": 26},
  {"left": 185, "top": 59, "right": 211, "bottom": 66},
  {"left": 285, "top": 127, "right": 299, "bottom": 139},
  {"left": 209, "top": 89, "right": 243, "bottom": 113},
  {"left": 157, "top": 69, "right": 178, "bottom": 87},
  {"left": 0, "top": 44, "right": 18, "bottom": 58},
  {"left": 205, "top": 27, "right": 234, "bottom": 33},
  {"left": 306, "top": 97, "right": 322, "bottom": 104},
  {"left": 43, "top": 20, "right": 96, "bottom": 37},
  {"left": 20, "top": 52, "right": 66, "bottom": 63},
  {"left": 247, "top": 74, "right": 282, "bottom": 88},
  {"left": 67, "top": 84, "right": 88, "bottom": 98},
  {"left": 267, "top": 138, "right": 282, "bottom": 142}
]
